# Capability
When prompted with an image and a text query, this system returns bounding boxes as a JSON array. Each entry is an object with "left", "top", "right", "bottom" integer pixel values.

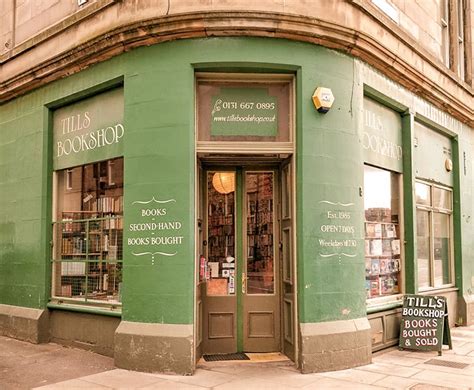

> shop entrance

[{"left": 196, "top": 163, "right": 295, "bottom": 358}]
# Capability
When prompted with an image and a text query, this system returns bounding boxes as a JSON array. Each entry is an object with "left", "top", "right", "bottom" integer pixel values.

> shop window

[
  {"left": 364, "top": 165, "right": 402, "bottom": 299},
  {"left": 416, "top": 181, "right": 453, "bottom": 289},
  {"left": 52, "top": 157, "right": 123, "bottom": 306}
]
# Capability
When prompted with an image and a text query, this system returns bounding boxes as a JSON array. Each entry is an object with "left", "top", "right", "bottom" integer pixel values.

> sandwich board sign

[{"left": 399, "top": 294, "right": 452, "bottom": 356}]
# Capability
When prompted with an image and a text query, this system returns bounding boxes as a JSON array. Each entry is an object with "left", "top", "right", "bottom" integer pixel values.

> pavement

[{"left": 0, "top": 325, "right": 473, "bottom": 390}]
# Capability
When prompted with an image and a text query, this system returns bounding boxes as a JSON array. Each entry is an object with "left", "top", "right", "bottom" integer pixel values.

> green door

[{"left": 201, "top": 168, "right": 281, "bottom": 354}]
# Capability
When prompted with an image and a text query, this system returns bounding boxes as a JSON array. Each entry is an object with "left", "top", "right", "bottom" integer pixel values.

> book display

[
  {"left": 364, "top": 207, "right": 401, "bottom": 298},
  {"left": 54, "top": 158, "right": 123, "bottom": 303},
  {"left": 246, "top": 172, "right": 274, "bottom": 294},
  {"left": 206, "top": 172, "right": 235, "bottom": 295}
]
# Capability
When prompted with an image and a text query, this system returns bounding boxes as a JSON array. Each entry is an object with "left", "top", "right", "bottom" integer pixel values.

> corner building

[{"left": 0, "top": 0, "right": 473, "bottom": 375}]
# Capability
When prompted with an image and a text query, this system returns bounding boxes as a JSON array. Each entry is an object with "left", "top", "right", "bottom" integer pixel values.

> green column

[{"left": 402, "top": 110, "right": 417, "bottom": 293}]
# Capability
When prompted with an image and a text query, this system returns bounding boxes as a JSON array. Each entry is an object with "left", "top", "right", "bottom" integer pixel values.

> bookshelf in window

[
  {"left": 364, "top": 219, "right": 401, "bottom": 299},
  {"left": 54, "top": 158, "right": 123, "bottom": 303}
]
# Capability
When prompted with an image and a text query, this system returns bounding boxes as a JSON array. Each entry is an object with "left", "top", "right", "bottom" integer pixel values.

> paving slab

[
  {"left": 140, "top": 381, "right": 209, "bottom": 389},
  {"left": 411, "top": 369, "right": 474, "bottom": 389},
  {"left": 242, "top": 366, "right": 321, "bottom": 388},
  {"left": 33, "top": 379, "right": 112, "bottom": 389},
  {"left": 451, "top": 342, "right": 474, "bottom": 356},
  {"left": 79, "top": 369, "right": 165, "bottom": 388},
  {"left": 374, "top": 353, "right": 430, "bottom": 367},
  {"left": 372, "top": 375, "right": 420, "bottom": 389},
  {"left": 1, "top": 325, "right": 473, "bottom": 389},
  {"left": 300, "top": 376, "right": 388, "bottom": 389},
  {"left": 213, "top": 377, "right": 300, "bottom": 390},
  {"left": 151, "top": 368, "right": 236, "bottom": 388},
  {"left": 319, "top": 368, "right": 387, "bottom": 385},
  {"left": 354, "top": 361, "right": 422, "bottom": 377},
  {"left": 0, "top": 336, "right": 114, "bottom": 390}
]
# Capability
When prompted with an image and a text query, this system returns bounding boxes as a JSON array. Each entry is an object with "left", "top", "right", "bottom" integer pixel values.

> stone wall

[{"left": 0, "top": 0, "right": 472, "bottom": 126}]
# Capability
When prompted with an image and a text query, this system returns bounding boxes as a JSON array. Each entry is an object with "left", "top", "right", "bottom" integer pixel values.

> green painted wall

[
  {"left": 458, "top": 128, "right": 474, "bottom": 297},
  {"left": 1, "top": 36, "right": 472, "bottom": 327},
  {"left": 118, "top": 38, "right": 366, "bottom": 324},
  {"left": 0, "top": 104, "right": 47, "bottom": 308},
  {"left": 296, "top": 52, "right": 366, "bottom": 322},
  {"left": 0, "top": 56, "right": 126, "bottom": 309},
  {"left": 121, "top": 45, "right": 195, "bottom": 324}
]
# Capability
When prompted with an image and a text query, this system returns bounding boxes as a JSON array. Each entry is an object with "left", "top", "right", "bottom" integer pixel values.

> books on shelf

[
  {"left": 364, "top": 207, "right": 401, "bottom": 298},
  {"left": 370, "top": 239, "right": 383, "bottom": 256},
  {"left": 61, "top": 261, "right": 86, "bottom": 276},
  {"left": 392, "top": 239, "right": 401, "bottom": 255},
  {"left": 94, "top": 196, "right": 123, "bottom": 213}
]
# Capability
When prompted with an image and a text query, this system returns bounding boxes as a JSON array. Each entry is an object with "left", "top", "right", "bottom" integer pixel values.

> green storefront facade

[{"left": 0, "top": 37, "right": 472, "bottom": 374}]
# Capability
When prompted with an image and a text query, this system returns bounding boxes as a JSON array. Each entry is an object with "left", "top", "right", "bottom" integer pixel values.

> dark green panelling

[
  {"left": 52, "top": 88, "right": 124, "bottom": 170},
  {"left": 402, "top": 112, "right": 416, "bottom": 293},
  {"left": 452, "top": 138, "right": 463, "bottom": 294},
  {"left": 459, "top": 134, "right": 474, "bottom": 295},
  {"left": 236, "top": 168, "right": 244, "bottom": 351},
  {"left": 413, "top": 121, "right": 453, "bottom": 187}
]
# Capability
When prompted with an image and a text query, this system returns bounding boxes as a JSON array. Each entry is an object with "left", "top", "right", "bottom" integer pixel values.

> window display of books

[
  {"left": 54, "top": 158, "right": 124, "bottom": 303},
  {"left": 364, "top": 209, "right": 401, "bottom": 298}
]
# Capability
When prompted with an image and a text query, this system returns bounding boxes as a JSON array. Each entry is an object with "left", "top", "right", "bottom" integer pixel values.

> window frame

[
  {"left": 51, "top": 157, "right": 124, "bottom": 309},
  {"left": 195, "top": 72, "right": 295, "bottom": 155},
  {"left": 363, "top": 164, "right": 405, "bottom": 305},
  {"left": 456, "top": 0, "right": 465, "bottom": 79},
  {"left": 415, "top": 180, "right": 454, "bottom": 291},
  {"left": 441, "top": 0, "right": 450, "bottom": 67}
]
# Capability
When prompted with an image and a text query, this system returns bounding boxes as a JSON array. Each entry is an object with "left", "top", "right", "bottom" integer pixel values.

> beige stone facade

[
  {"left": 0, "top": 0, "right": 473, "bottom": 125},
  {"left": 0, "top": 0, "right": 473, "bottom": 376}
]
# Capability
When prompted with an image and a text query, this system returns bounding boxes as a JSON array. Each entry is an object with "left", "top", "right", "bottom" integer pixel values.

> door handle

[{"left": 242, "top": 272, "right": 246, "bottom": 294}]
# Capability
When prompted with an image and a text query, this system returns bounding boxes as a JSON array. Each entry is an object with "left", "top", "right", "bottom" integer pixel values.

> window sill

[
  {"left": 48, "top": 301, "right": 122, "bottom": 317},
  {"left": 366, "top": 294, "right": 404, "bottom": 314},
  {"left": 418, "top": 285, "right": 458, "bottom": 295}
]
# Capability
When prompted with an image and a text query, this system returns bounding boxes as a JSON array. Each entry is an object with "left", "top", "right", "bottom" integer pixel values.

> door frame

[
  {"left": 194, "top": 157, "right": 298, "bottom": 363},
  {"left": 194, "top": 72, "right": 297, "bottom": 364}
]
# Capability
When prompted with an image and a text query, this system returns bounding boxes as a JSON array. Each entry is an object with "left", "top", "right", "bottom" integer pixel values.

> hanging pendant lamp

[{"left": 212, "top": 172, "right": 235, "bottom": 194}]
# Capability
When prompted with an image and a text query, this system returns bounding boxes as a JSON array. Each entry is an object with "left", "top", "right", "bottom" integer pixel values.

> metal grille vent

[
  {"left": 424, "top": 359, "right": 470, "bottom": 369},
  {"left": 203, "top": 353, "right": 250, "bottom": 362}
]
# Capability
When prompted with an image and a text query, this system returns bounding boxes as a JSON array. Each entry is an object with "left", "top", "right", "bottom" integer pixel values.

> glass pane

[
  {"left": 282, "top": 165, "right": 291, "bottom": 219},
  {"left": 206, "top": 172, "right": 236, "bottom": 296},
  {"left": 54, "top": 158, "right": 123, "bottom": 304},
  {"left": 246, "top": 172, "right": 274, "bottom": 294},
  {"left": 364, "top": 165, "right": 401, "bottom": 298},
  {"left": 197, "top": 80, "right": 291, "bottom": 143},
  {"left": 433, "top": 213, "right": 450, "bottom": 286},
  {"left": 433, "top": 187, "right": 452, "bottom": 210},
  {"left": 417, "top": 210, "right": 431, "bottom": 289},
  {"left": 282, "top": 228, "right": 291, "bottom": 283},
  {"left": 415, "top": 182, "right": 431, "bottom": 206}
]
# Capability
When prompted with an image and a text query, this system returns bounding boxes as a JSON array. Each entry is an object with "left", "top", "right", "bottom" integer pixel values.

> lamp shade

[{"left": 212, "top": 172, "right": 235, "bottom": 194}]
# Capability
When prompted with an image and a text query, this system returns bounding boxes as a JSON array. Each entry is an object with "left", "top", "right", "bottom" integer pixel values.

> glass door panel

[
  {"left": 246, "top": 172, "right": 274, "bottom": 295},
  {"left": 206, "top": 172, "right": 236, "bottom": 296}
]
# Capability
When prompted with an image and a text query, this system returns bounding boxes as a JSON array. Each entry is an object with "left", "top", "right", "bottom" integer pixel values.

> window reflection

[
  {"left": 415, "top": 181, "right": 452, "bottom": 289},
  {"left": 206, "top": 172, "right": 236, "bottom": 296},
  {"left": 246, "top": 172, "right": 274, "bottom": 295},
  {"left": 364, "top": 165, "right": 401, "bottom": 299}
]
